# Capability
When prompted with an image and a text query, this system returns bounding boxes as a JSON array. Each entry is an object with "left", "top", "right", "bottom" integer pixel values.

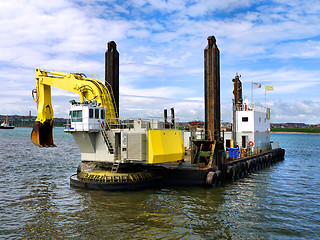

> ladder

[
  {"left": 100, "top": 123, "right": 114, "bottom": 154},
  {"left": 111, "top": 162, "right": 120, "bottom": 173}
]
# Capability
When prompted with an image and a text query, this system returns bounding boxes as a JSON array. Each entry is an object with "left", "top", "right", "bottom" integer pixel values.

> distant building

[{"left": 271, "top": 123, "right": 308, "bottom": 128}]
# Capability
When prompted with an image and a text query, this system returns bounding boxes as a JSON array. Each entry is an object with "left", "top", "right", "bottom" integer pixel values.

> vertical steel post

[
  {"left": 232, "top": 74, "right": 243, "bottom": 145},
  {"left": 171, "top": 107, "right": 175, "bottom": 128},
  {"left": 164, "top": 109, "right": 168, "bottom": 129},
  {"left": 232, "top": 100, "right": 237, "bottom": 145},
  {"left": 232, "top": 74, "right": 243, "bottom": 107},
  {"left": 204, "top": 36, "right": 223, "bottom": 170},
  {"left": 105, "top": 41, "right": 119, "bottom": 118},
  {"left": 204, "top": 36, "right": 220, "bottom": 142}
]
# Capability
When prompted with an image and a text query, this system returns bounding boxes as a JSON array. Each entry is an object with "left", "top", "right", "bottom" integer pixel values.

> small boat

[
  {"left": 0, "top": 122, "right": 15, "bottom": 129},
  {"left": 0, "top": 116, "right": 14, "bottom": 129}
]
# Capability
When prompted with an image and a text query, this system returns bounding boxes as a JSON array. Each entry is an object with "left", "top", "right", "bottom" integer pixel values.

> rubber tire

[
  {"left": 232, "top": 165, "right": 239, "bottom": 179},
  {"left": 206, "top": 171, "right": 217, "bottom": 185},
  {"left": 215, "top": 170, "right": 222, "bottom": 186},
  {"left": 227, "top": 165, "right": 233, "bottom": 179}
]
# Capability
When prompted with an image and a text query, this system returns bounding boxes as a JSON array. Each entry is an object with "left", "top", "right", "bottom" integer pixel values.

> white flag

[{"left": 253, "top": 82, "right": 261, "bottom": 89}]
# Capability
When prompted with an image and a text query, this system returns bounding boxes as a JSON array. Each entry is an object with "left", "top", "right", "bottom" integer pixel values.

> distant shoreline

[
  {"left": 271, "top": 131, "right": 320, "bottom": 135},
  {"left": 10, "top": 127, "right": 320, "bottom": 134},
  {"left": 13, "top": 126, "right": 65, "bottom": 128}
]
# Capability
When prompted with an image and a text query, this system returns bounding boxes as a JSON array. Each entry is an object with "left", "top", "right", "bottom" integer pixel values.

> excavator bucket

[{"left": 31, "top": 121, "right": 56, "bottom": 147}]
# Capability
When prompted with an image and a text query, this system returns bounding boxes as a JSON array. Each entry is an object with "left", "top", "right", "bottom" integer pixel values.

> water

[{"left": 0, "top": 128, "right": 319, "bottom": 239}]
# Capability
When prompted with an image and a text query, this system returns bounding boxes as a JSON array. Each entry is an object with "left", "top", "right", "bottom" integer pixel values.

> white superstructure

[
  {"left": 224, "top": 100, "right": 271, "bottom": 151},
  {"left": 65, "top": 101, "right": 185, "bottom": 165},
  {"left": 235, "top": 102, "right": 270, "bottom": 149}
]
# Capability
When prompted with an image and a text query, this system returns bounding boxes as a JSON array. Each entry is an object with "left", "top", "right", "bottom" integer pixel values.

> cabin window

[
  {"left": 95, "top": 109, "right": 99, "bottom": 119},
  {"left": 259, "top": 117, "right": 261, "bottom": 122},
  {"left": 101, "top": 109, "right": 105, "bottom": 119},
  {"left": 71, "top": 110, "right": 82, "bottom": 122},
  {"left": 242, "top": 117, "right": 248, "bottom": 122},
  {"left": 89, "top": 109, "right": 93, "bottom": 119}
]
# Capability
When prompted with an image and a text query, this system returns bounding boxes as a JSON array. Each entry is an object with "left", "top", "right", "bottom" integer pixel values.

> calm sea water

[{"left": 0, "top": 128, "right": 319, "bottom": 239}]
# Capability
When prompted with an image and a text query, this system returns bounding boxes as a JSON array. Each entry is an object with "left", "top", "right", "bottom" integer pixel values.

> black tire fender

[{"left": 206, "top": 171, "right": 217, "bottom": 185}]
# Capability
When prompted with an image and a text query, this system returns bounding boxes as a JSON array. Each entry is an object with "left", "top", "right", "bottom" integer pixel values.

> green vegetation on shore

[
  {"left": 1, "top": 115, "right": 67, "bottom": 127},
  {"left": 271, "top": 127, "right": 320, "bottom": 133},
  {"left": 9, "top": 120, "right": 67, "bottom": 128}
]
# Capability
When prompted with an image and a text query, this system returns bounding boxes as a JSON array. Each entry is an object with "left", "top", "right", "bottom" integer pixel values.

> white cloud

[
  {"left": 144, "top": 52, "right": 192, "bottom": 67},
  {"left": 272, "top": 40, "right": 320, "bottom": 59},
  {"left": 0, "top": 0, "right": 132, "bottom": 69},
  {"left": 120, "top": 84, "right": 193, "bottom": 99},
  {"left": 0, "top": 0, "right": 320, "bottom": 124},
  {"left": 240, "top": 69, "right": 320, "bottom": 84},
  {"left": 119, "top": 94, "right": 205, "bottom": 121},
  {"left": 120, "top": 64, "right": 164, "bottom": 77},
  {"left": 274, "top": 82, "right": 319, "bottom": 94},
  {"left": 271, "top": 100, "right": 320, "bottom": 124}
]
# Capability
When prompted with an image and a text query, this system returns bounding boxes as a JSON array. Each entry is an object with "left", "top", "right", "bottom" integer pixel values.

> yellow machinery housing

[{"left": 148, "top": 130, "right": 185, "bottom": 164}]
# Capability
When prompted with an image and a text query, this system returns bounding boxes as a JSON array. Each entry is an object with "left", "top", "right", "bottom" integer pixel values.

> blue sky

[{"left": 1, "top": 0, "right": 320, "bottom": 123}]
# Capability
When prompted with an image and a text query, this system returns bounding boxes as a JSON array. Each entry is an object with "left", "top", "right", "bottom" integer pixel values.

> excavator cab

[{"left": 31, "top": 121, "right": 56, "bottom": 147}]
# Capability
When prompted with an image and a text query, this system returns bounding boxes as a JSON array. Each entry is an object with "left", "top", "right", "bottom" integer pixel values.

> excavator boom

[{"left": 31, "top": 68, "right": 118, "bottom": 147}]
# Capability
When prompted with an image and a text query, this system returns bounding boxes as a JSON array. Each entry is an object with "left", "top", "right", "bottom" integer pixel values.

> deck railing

[
  {"left": 65, "top": 117, "right": 180, "bottom": 131},
  {"left": 236, "top": 103, "right": 267, "bottom": 113},
  {"left": 227, "top": 143, "right": 273, "bottom": 159}
]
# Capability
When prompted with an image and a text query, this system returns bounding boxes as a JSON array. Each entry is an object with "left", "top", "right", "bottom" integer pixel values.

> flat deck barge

[{"left": 70, "top": 148, "right": 285, "bottom": 190}]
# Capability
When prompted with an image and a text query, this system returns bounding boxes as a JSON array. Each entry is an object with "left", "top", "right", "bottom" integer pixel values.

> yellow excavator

[
  {"left": 31, "top": 68, "right": 185, "bottom": 190},
  {"left": 31, "top": 68, "right": 118, "bottom": 147}
]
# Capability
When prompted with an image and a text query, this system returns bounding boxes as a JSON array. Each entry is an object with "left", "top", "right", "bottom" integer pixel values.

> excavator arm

[{"left": 31, "top": 68, "right": 118, "bottom": 147}]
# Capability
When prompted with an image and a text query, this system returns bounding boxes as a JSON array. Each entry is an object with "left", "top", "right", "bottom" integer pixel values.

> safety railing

[
  {"left": 227, "top": 143, "right": 272, "bottom": 159},
  {"left": 190, "top": 129, "right": 222, "bottom": 142},
  {"left": 65, "top": 116, "right": 181, "bottom": 131},
  {"left": 106, "top": 117, "right": 180, "bottom": 130},
  {"left": 64, "top": 117, "right": 103, "bottom": 131},
  {"left": 235, "top": 103, "right": 267, "bottom": 113}
]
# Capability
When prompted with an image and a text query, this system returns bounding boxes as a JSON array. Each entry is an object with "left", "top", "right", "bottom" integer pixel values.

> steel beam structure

[
  {"left": 204, "top": 36, "right": 221, "bottom": 142},
  {"left": 105, "top": 41, "right": 119, "bottom": 118}
]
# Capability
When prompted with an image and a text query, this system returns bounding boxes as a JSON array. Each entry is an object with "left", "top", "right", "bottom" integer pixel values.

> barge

[{"left": 31, "top": 36, "right": 285, "bottom": 190}]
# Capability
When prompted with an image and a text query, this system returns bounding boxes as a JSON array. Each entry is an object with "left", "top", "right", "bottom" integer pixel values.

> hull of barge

[{"left": 70, "top": 148, "right": 285, "bottom": 190}]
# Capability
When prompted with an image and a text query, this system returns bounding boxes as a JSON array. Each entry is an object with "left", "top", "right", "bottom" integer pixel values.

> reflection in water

[
  {"left": 63, "top": 187, "right": 231, "bottom": 239},
  {"left": 22, "top": 181, "right": 59, "bottom": 239},
  {"left": 0, "top": 128, "right": 319, "bottom": 239}
]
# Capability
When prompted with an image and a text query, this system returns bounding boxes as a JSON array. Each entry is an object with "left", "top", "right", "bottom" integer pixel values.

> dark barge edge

[
  {"left": 150, "top": 148, "right": 285, "bottom": 187},
  {"left": 70, "top": 148, "right": 285, "bottom": 190},
  {"left": 70, "top": 174, "right": 162, "bottom": 191}
]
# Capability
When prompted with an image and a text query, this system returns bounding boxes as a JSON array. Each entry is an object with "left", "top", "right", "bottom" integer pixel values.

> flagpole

[
  {"left": 265, "top": 86, "right": 266, "bottom": 105},
  {"left": 251, "top": 82, "right": 253, "bottom": 108}
]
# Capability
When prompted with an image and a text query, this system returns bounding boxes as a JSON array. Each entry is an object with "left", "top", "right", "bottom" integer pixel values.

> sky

[{"left": 1, "top": 0, "right": 320, "bottom": 123}]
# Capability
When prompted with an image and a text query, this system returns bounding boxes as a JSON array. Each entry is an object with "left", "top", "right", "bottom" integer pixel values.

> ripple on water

[{"left": 0, "top": 130, "right": 319, "bottom": 239}]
